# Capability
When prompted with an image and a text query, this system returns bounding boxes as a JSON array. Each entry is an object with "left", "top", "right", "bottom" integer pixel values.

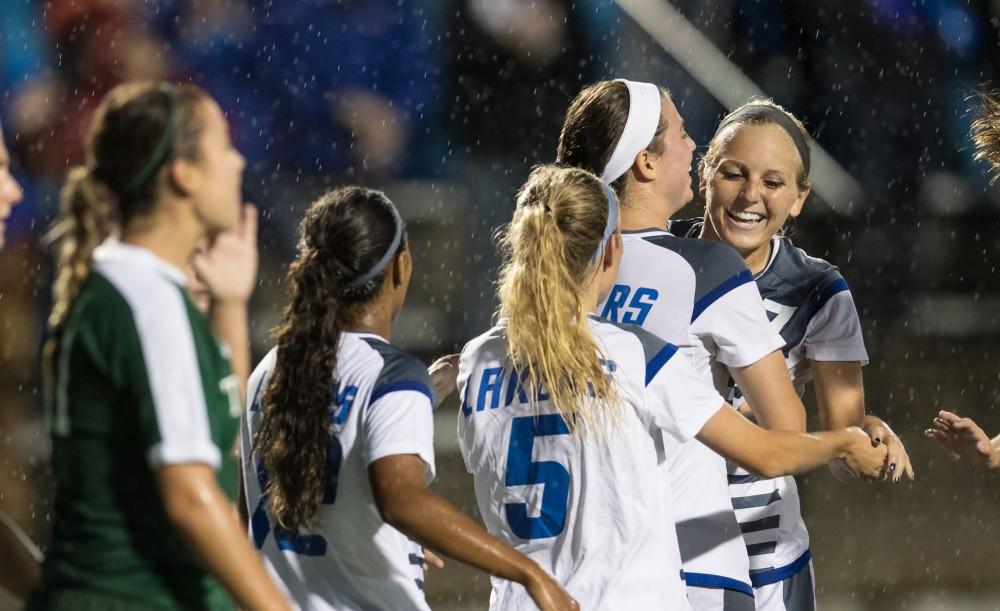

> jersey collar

[
  {"left": 93, "top": 238, "right": 188, "bottom": 286},
  {"left": 344, "top": 330, "right": 390, "bottom": 344},
  {"left": 754, "top": 237, "right": 782, "bottom": 279}
]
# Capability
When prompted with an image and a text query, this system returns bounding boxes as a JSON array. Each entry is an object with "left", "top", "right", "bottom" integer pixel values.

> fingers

[
  {"left": 866, "top": 424, "right": 889, "bottom": 446},
  {"left": 423, "top": 548, "right": 445, "bottom": 569},
  {"left": 240, "top": 203, "right": 258, "bottom": 241}
]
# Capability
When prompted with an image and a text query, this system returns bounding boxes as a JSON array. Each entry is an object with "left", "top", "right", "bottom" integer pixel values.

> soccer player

[
  {"left": 458, "top": 164, "right": 887, "bottom": 610},
  {"left": 671, "top": 99, "right": 912, "bottom": 610},
  {"left": 557, "top": 79, "right": 808, "bottom": 610},
  {"left": 0, "top": 120, "right": 38, "bottom": 603},
  {"left": 924, "top": 91, "right": 1000, "bottom": 471},
  {"left": 242, "top": 187, "right": 576, "bottom": 611},
  {"left": 30, "top": 82, "right": 289, "bottom": 611}
]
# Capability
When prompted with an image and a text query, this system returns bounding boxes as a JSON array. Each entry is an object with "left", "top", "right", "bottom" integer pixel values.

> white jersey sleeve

[
  {"left": 802, "top": 288, "right": 869, "bottom": 364},
  {"left": 692, "top": 276, "right": 785, "bottom": 369},
  {"left": 644, "top": 342, "right": 726, "bottom": 443},
  {"left": 363, "top": 361, "right": 437, "bottom": 481}
]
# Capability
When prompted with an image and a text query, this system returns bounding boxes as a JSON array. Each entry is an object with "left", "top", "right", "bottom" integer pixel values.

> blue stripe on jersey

[
  {"left": 682, "top": 572, "right": 754, "bottom": 596},
  {"left": 691, "top": 269, "right": 754, "bottom": 322},
  {"left": 746, "top": 541, "right": 777, "bottom": 556},
  {"left": 370, "top": 381, "right": 434, "bottom": 405},
  {"left": 732, "top": 490, "right": 781, "bottom": 509},
  {"left": 644, "top": 342, "right": 678, "bottom": 386},
  {"left": 739, "top": 515, "right": 780, "bottom": 534},
  {"left": 806, "top": 278, "right": 849, "bottom": 321},
  {"left": 749, "top": 548, "right": 812, "bottom": 587},
  {"left": 727, "top": 473, "right": 759, "bottom": 485},
  {"left": 408, "top": 553, "right": 424, "bottom": 566}
]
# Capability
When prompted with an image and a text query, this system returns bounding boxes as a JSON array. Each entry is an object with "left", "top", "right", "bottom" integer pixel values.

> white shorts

[
  {"left": 686, "top": 585, "right": 755, "bottom": 611},
  {"left": 752, "top": 560, "right": 816, "bottom": 611}
]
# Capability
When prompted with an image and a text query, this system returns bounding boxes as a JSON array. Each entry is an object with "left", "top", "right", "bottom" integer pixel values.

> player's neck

[
  {"left": 120, "top": 208, "right": 203, "bottom": 272},
  {"left": 620, "top": 188, "right": 670, "bottom": 231},
  {"left": 345, "top": 301, "right": 394, "bottom": 342}
]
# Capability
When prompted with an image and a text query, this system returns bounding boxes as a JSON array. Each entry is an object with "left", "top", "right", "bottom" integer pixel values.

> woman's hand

[
  {"left": 862, "top": 415, "right": 914, "bottom": 482},
  {"left": 925, "top": 410, "right": 1000, "bottom": 471},
  {"left": 192, "top": 204, "right": 259, "bottom": 304},
  {"left": 428, "top": 354, "right": 460, "bottom": 408},
  {"left": 839, "top": 427, "right": 889, "bottom": 480}
]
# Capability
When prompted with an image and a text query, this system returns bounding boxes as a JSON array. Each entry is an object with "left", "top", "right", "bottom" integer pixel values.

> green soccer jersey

[{"left": 38, "top": 240, "right": 242, "bottom": 610}]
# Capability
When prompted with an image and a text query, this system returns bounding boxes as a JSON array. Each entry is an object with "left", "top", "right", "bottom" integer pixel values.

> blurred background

[{"left": 2, "top": 0, "right": 1000, "bottom": 609}]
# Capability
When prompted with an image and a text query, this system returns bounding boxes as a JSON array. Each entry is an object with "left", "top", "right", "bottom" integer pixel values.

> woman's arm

[
  {"left": 158, "top": 464, "right": 289, "bottom": 611},
  {"left": 0, "top": 510, "right": 41, "bottom": 600},
  {"left": 730, "top": 350, "right": 807, "bottom": 432},
  {"left": 368, "top": 455, "right": 578, "bottom": 611},
  {"left": 811, "top": 360, "right": 913, "bottom": 481},
  {"left": 696, "top": 405, "right": 886, "bottom": 479}
]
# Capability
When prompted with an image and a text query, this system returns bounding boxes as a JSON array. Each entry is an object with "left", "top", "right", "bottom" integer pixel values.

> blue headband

[
  {"left": 345, "top": 203, "right": 404, "bottom": 288},
  {"left": 592, "top": 182, "right": 619, "bottom": 262}
]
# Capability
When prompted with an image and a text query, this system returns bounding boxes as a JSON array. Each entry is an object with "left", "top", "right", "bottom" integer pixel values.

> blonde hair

[
  {"left": 496, "top": 164, "right": 618, "bottom": 431},
  {"left": 971, "top": 91, "right": 1000, "bottom": 184},
  {"left": 699, "top": 98, "right": 811, "bottom": 192},
  {"left": 43, "top": 83, "right": 208, "bottom": 389}
]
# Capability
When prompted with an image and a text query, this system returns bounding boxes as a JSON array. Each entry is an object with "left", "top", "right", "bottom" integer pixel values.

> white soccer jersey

[
  {"left": 240, "top": 332, "right": 437, "bottom": 611},
  {"left": 598, "top": 228, "right": 783, "bottom": 598},
  {"left": 673, "top": 221, "right": 868, "bottom": 590},
  {"left": 458, "top": 317, "right": 725, "bottom": 610}
]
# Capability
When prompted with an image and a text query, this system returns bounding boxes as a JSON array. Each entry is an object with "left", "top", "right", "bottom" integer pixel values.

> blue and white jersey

[
  {"left": 458, "top": 318, "right": 724, "bottom": 611},
  {"left": 598, "top": 228, "right": 784, "bottom": 598},
  {"left": 240, "top": 332, "right": 436, "bottom": 611},
  {"left": 673, "top": 220, "right": 868, "bottom": 587}
]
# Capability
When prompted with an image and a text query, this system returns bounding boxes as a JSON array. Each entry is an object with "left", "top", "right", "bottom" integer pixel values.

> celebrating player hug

[{"left": 5, "top": 5, "right": 1000, "bottom": 610}]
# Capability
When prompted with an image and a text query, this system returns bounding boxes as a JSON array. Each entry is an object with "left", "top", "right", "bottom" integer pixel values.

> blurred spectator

[{"left": 444, "top": 0, "right": 594, "bottom": 334}]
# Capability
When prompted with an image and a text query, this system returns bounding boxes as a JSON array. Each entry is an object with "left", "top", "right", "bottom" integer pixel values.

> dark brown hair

[
  {"left": 971, "top": 91, "right": 1000, "bottom": 184},
  {"left": 44, "top": 81, "right": 208, "bottom": 383},
  {"left": 255, "top": 187, "right": 407, "bottom": 530},
  {"left": 556, "top": 80, "right": 669, "bottom": 198}
]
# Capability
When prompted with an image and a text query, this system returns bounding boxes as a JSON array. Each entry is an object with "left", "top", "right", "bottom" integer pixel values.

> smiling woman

[{"left": 670, "top": 98, "right": 913, "bottom": 611}]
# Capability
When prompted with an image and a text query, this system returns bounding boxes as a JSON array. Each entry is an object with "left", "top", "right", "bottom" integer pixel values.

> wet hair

[
  {"left": 699, "top": 98, "right": 811, "bottom": 192},
  {"left": 557, "top": 80, "right": 669, "bottom": 199},
  {"left": 44, "top": 81, "right": 208, "bottom": 382},
  {"left": 255, "top": 187, "right": 407, "bottom": 530},
  {"left": 496, "top": 164, "right": 619, "bottom": 430},
  {"left": 971, "top": 91, "right": 1000, "bottom": 184}
]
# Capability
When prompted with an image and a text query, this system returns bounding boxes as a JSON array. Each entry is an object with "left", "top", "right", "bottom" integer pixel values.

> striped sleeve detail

[
  {"left": 806, "top": 277, "right": 849, "bottom": 321},
  {"left": 692, "top": 269, "right": 755, "bottom": 322},
  {"left": 645, "top": 343, "right": 678, "bottom": 386}
]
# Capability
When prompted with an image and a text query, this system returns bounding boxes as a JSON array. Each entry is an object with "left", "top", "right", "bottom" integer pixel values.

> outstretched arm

[
  {"left": 696, "top": 405, "right": 887, "bottom": 479},
  {"left": 369, "top": 455, "right": 577, "bottom": 611},
  {"left": 925, "top": 410, "right": 1000, "bottom": 471}
]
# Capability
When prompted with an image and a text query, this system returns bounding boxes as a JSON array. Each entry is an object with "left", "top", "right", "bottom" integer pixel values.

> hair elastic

[
  {"left": 714, "top": 105, "right": 811, "bottom": 175},
  {"left": 345, "top": 203, "right": 404, "bottom": 288},
  {"left": 124, "top": 86, "right": 178, "bottom": 193},
  {"left": 592, "top": 181, "right": 619, "bottom": 262},
  {"left": 600, "top": 79, "right": 662, "bottom": 184}
]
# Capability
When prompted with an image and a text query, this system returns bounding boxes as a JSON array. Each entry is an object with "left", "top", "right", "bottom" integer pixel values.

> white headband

[{"left": 600, "top": 79, "right": 662, "bottom": 184}]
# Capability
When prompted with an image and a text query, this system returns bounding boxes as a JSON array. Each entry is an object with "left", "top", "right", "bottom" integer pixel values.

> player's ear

[
  {"left": 392, "top": 249, "right": 412, "bottom": 288},
  {"left": 789, "top": 183, "right": 810, "bottom": 218}
]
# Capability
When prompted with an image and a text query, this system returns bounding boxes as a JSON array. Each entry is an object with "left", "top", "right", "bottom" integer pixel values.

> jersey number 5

[{"left": 504, "top": 414, "right": 571, "bottom": 540}]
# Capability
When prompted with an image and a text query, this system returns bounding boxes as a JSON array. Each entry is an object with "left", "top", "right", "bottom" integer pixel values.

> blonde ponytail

[
  {"left": 43, "top": 167, "right": 119, "bottom": 383},
  {"left": 496, "top": 165, "right": 618, "bottom": 432}
]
